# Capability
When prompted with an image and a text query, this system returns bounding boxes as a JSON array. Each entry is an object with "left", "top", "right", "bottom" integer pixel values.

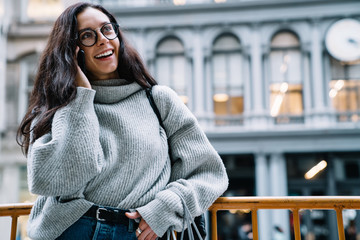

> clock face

[{"left": 325, "top": 18, "right": 360, "bottom": 62}]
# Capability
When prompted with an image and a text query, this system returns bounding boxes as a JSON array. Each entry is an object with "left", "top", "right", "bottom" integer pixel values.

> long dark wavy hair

[{"left": 17, "top": 2, "right": 157, "bottom": 155}]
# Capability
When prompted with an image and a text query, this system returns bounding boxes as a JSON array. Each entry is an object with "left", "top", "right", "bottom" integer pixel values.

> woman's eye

[
  {"left": 103, "top": 25, "right": 113, "bottom": 33},
  {"left": 80, "top": 31, "right": 94, "bottom": 40}
]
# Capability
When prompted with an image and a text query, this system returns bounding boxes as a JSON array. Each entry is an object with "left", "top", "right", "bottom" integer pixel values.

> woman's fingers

[
  {"left": 127, "top": 212, "right": 158, "bottom": 240},
  {"left": 74, "top": 47, "right": 91, "bottom": 89},
  {"left": 75, "top": 46, "right": 80, "bottom": 57},
  {"left": 137, "top": 225, "right": 157, "bottom": 240},
  {"left": 125, "top": 211, "right": 141, "bottom": 219},
  {"left": 148, "top": 232, "right": 157, "bottom": 240}
]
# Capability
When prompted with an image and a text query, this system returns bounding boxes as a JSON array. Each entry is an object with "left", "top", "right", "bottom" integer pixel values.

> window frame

[
  {"left": 268, "top": 31, "right": 304, "bottom": 124},
  {"left": 211, "top": 33, "right": 244, "bottom": 126}
]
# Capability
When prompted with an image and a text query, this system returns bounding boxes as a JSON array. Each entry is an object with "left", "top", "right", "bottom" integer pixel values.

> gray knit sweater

[{"left": 27, "top": 79, "right": 228, "bottom": 239}]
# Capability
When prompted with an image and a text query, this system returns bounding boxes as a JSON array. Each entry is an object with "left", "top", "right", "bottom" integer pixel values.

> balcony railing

[
  {"left": 209, "top": 196, "right": 360, "bottom": 240},
  {"left": 0, "top": 203, "right": 32, "bottom": 240},
  {"left": 1, "top": 196, "right": 360, "bottom": 240}
]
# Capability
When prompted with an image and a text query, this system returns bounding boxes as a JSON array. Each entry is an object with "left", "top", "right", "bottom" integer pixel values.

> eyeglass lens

[{"left": 79, "top": 23, "right": 118, "bottom": 47}]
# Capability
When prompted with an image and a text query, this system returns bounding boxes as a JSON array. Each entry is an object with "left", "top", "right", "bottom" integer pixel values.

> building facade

[{"left": 0, "top": 0, "right": 360, "bottom": 239}]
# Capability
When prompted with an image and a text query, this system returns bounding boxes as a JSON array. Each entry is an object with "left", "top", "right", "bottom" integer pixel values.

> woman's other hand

[
  {"left": 126, "top": 211, "right": 158, "bottom": 240},
  {"left": 75, "top": 46, "right": 92, "bottom": 89}
]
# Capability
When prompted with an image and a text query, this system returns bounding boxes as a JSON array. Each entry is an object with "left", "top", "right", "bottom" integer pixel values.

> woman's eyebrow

[{"left": 78, "top": 21, "right": 110, "bottom": 32}]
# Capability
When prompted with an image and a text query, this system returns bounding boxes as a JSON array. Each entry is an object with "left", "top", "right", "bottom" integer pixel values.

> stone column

[
  {"left": 255, "top": 153, "right": 271, "bottom": 240},
  {"left": 249, "top": 23, "right": 267, "bottom": 128},
  {"left": 255, "top": 152, "right": 269, "bottom": 196},
  {"left": 310, "top": 19, "right": 330, "bottom": 126},
  {"left": 301, "top": 43, "right": 313, "bottom": 125},
  {"left": 192, "top": 26, "right": 205, "bottom": 117},
  {"left": 269, "top": 152, "right": 290, "bottom": 240},
  {"left": 202, "top": 47, "right": 213, "bottom": 128}
]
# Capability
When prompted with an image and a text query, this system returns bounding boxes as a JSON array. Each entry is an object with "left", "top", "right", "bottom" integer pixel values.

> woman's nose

[{"left": 96, "top": 30, "right": 109, "bottom": 46}]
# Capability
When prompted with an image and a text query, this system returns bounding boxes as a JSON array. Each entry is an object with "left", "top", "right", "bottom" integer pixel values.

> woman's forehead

[{"left": 77, "top": 7, "right": 110, "bottom": 29}]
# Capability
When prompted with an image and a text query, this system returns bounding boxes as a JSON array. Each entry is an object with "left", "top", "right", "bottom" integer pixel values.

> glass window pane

[
  {"left": 156, "top": 56, "right": 171, "bottom": 86},
  {"left": 270, "top": 50, "right": 302, "bottom": 84},
  {"left": 330, "top": 80, "right": 360, "bottom": 110},
  {"left": 172, "top": 55, "right": 186, "bottom": 96},
  {"left": 286, "top": 50, "right": 302, "bottom": 84},
  {"left": 269, "top": 32, "right": 303, "bottom": 121},
  {"left": 212, "top": 35, "right": 243, "bottom": 119},
  {"left": 348, "top": 63, "right": 360, "bottom": 80},
  {"left": 214, "top": 100, "right": 228, "bottom": 115},
  {"left": 213, "top": 54, "right": 227, "bottom": 93},
  {"left": 229, "top": 53, "right": 243, "bottom": 91},
  {"left": 270, "top": 51, "right": 285, "bottom": 83},
  {"left": 330, "top": 58, "right": 346, "bottom": 80},
  {"left": 155, "top": 38, "right": 188, "bottom": 104},
  {"left": 157, "top": 38, "right": 184, "bottom": 54},
  {"left": 213, "top": 35, "right": 240, "bottom": 51},
  {"left": 329, "top": 58, "right": 360, "bottom": 122},
  {"left": 271, "top": 32, "right": 299, "bottom": 48},
  {"left": 270, "top": 83, "right": 303, "bottom": 117},
  {"left": 230, "top": 96, "right": 243, "bottom": 114}
]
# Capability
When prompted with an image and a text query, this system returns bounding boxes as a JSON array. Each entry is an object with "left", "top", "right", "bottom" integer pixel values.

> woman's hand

[
  {"left": 126, "top": 211, "right": 158, "bottom": 240},
  {"left": 75, "top": 46, "right": 92, "bottom": 89}
]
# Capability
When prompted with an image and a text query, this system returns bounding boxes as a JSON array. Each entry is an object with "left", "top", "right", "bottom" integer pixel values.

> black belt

[{"left": 84, "top": 205, "right": 133, "bottom": 227}]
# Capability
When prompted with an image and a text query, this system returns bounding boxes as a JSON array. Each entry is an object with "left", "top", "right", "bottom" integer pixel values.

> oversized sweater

[{"left": 26, "top": 79, "right": 228, "bottom": 240}]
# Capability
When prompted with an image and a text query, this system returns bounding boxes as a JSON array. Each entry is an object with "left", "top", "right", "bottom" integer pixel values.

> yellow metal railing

[
  {"left": 0, "top": 203, "right": 32, "bottom": 240},
  {"left": 209, "top": 196, "right": 360, "bottom": 240},
  {"left": 1, "top": 196, "right": 360, "bottom": 240}
]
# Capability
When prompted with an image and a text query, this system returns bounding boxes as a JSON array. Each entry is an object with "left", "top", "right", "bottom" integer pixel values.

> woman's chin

[{"left": 91, "top": 72, "right": 119, "bottom": 81}]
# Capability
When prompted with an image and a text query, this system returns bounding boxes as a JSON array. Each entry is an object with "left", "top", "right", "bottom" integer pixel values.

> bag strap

[
  {"left": 170, "top": 188, "right": 204, "bottom": 240},
  {"left": 145, "top": 87, "right": 165, "bottom": 130},
  {"left": 146, "top": 87, "right": 174, "bottom": 161}
]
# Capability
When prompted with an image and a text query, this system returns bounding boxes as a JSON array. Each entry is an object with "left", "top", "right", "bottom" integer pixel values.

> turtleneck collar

[{"left": 91, "top": 79, "right": 143, "bottom": 104}]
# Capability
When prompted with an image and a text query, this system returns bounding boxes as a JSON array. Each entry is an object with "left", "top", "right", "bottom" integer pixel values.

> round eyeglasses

[{"left": 77, "top": 23, "right": 119, "bottom": 47}]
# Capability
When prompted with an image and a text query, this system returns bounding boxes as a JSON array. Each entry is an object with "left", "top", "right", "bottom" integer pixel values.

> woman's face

[{"left": 76, "top": 7, "right": 120, "bottom": 81}]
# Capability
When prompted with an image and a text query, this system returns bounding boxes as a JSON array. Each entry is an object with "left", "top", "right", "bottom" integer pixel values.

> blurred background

[{"left": 0, "top": 0, "right": 360, "bottom": 239}]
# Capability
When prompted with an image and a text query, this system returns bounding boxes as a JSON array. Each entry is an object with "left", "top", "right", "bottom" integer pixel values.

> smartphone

[{"left": 77, "top": 49, "right": 86, "bottom": 74}]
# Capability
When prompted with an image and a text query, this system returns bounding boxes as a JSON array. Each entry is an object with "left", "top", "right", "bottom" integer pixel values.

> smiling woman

[{"left": 16, "top": 2, "right": 228, "bottom": 240}]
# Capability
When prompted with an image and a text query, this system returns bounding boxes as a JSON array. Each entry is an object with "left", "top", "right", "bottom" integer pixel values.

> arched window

[
  {"left": 328, "top": 57, "right": 360, "bottom": 122},
  {"left": 212, "top": 34, "right": 243, "bottom": 123},
  {"left": 155, "top": 37, "right": 188, "bottom": 104},
  {"left": 269, "top": 31, "right": 303, "bottom": 124}
]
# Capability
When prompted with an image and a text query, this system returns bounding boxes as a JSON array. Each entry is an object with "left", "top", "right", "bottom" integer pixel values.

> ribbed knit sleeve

[
  {"left": 27, "top": 87, "right": 103, "bottom": 197},
  {"left": 136, "top": 86, "right": 229, "bottom": 237}
]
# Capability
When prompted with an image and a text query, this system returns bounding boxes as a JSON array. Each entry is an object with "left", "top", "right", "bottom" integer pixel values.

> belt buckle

[{"left": 96, "top": 207, "right": 108, "bottom": 221}]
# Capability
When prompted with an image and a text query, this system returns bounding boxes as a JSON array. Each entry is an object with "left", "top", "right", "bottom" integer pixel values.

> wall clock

[{"left": 325, "top": 18, "right": 360, "bottom": 62}]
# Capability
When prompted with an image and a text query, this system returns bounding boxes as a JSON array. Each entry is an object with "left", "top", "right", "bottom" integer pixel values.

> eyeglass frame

[{"left": 75, "top": 22, "right": 120, "bottom": 47}]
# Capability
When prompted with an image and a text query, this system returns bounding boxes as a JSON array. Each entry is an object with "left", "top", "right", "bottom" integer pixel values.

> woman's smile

[{"left": 94, "top": 49, "right": 114, "bottom": 59}]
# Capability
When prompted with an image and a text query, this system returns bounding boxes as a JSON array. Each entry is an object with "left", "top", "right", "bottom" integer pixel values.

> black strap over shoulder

[{"left": 145, "top": 87, "right": 166, "bottom": 130}]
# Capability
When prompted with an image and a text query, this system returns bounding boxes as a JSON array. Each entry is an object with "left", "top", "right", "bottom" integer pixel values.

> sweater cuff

[{"left": 136, "top": 190, "right": 182, "bottom": 237}]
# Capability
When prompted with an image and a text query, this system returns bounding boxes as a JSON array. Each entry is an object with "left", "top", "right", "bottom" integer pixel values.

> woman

[{"left": 17, "top": 2, "right": 228, "bottom": 240}]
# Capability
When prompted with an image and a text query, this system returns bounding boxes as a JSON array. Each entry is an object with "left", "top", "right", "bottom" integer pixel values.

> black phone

[{"left": 77, "top": 49, "right": 86, "bottom": 74}]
